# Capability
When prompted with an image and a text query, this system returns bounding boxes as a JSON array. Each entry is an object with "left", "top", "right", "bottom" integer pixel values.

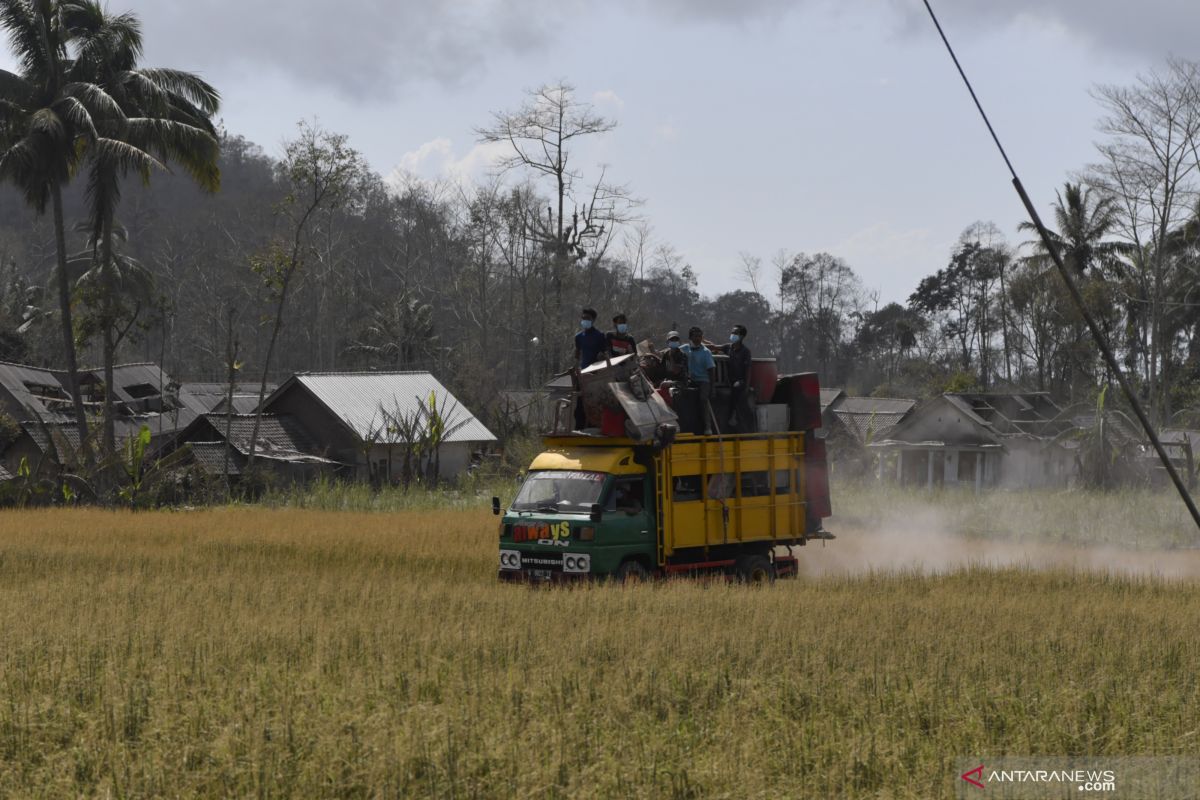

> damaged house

[
  {"left": 869, "top": 392, "right": 1076, "bottom": 491},
  {"left": 165, "top": 412, "right": 339, "bottom": 483},
  {"left": 823, "top": 395, "right": 916, "bottom": 469},
  {"left": 0, "top": 361, "right": 197, "bottom": 476}
]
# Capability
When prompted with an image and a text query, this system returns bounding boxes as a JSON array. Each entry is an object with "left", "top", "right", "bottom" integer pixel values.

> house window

[
  {"left": 775, "top": 469, "right": 792, "bottom": 494},
  {"left": 24, "top": 382, "right": 67, "bottom": 400},
  {"left": 957, "top": 451, "right": 977, "bottom": 483},
  {"left": 124, "top": 383, "right": 159, "bottom": 399}
]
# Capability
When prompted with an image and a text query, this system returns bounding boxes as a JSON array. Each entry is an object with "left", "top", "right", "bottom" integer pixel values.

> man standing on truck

[
  {"left": 574, "top": 308, "right": 607, "bottom": 429},
  {"left": 712, "top": 324, "right": 753, "bottom": 431},
  {"left": 574, "top": 308, "right": 607, "bottom": 369},
  {"left": 606, "top": 313, "right": 637, "bottom": 359},
  {"left": 680, "top": 326, "right": 716, "bottom": 434},
  {"left": 661, "top": 330, "right": 687, "bottom": 381}
]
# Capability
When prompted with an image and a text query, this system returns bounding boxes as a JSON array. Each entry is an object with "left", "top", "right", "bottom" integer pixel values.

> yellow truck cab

[{"left": 496, "top": 372, "right": 832, "bottom": 582}]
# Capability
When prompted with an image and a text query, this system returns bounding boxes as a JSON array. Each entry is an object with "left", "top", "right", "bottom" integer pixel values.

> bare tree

[
  {"left": 476, "top": 82, "right": 638, "bottom": 321},
  {"left": 1088, "top": 58, "right": 1200, "bottom": 422},
  {"left": 246, "top": 122, "right": 367, "bottom": 468}
]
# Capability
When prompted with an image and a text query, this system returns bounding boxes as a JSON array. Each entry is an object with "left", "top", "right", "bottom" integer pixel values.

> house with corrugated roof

[
  {"left": 0, "top": 360, "right": 198, "bottom": 476},
  {"left": 262, "top": 371, "right": 496, "bottom": 483},
  {"left": 869, "top": 391, "right": 1076, "bottom": 490},
  {"left": 165, "top": 412, "right": 340, "bottom": 482}
]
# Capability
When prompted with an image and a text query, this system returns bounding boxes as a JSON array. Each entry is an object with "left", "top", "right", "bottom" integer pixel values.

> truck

[{"left": 493, "top": 372, "right": 832, "bottom": 583}]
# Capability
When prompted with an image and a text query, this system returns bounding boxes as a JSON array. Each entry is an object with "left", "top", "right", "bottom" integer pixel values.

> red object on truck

[
  {"left": 750, "top": 358, "right": 779, "bottom": 403},
  {"left": 601, "top": 408, "right": 627, "bottom": 437}
]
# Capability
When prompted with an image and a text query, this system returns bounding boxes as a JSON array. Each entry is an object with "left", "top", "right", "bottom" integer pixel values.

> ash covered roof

[{"left": 271, "top": 372, "right": 496, "bottom": 444}]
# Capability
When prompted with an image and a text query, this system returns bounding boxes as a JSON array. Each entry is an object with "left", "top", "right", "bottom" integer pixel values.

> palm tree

[
  {"left": 345, "top": 292, "right": 439, "bottom": 369},
  {"left": 62, "top": 0, "right": 219, "bottom": 451},
  {"left": 0, "top": 0, "right": 126, "bottom": 445},
  {"left": 1017, "top": 182, "right": 1133, "bottom": 400},
  {"left": 1019, "top": 182, "right": 1127, "bottom": 275}
]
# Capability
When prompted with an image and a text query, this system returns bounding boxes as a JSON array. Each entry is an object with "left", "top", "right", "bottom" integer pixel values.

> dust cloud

[{"left": 796, "top": 508, "right": 1200, "bottom": 580}]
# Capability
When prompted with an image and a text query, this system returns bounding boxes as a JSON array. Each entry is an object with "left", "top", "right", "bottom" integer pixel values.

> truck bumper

[{"left": 498, "top": 569, "right": 594, "bottom": 584}]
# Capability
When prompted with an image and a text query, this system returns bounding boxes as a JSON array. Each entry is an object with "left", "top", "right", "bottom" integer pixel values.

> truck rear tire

[
  {"left": 735, "top": 554, "right": 774, "bottom": 584},
  {"left": 615, "top": 560, "right": 650, "bottom": 584}
]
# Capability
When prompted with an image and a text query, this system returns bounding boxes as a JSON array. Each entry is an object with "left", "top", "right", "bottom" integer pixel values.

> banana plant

[{"left": 115, "top": 424, "right": 191, "bottom": 508}]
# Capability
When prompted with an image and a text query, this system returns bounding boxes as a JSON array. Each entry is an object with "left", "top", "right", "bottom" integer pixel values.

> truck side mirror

[
  {"left": 590, "top": 503, "right": 603, "bottom": 523},
  {"left": 491, "top": 496, "right": 501, "bottom": 516}
]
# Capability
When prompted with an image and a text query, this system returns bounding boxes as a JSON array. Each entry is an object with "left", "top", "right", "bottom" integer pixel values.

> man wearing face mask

[
  {"left": 573, "top": 308, "right": 607, "bottom": 429},
  {"left": 661, "top": 331, "right": 687, "bottom": 381},
  {"left": 574, "top": 308, "right": 607, "bottom": 370},
  {"left": 680, "top": 326, "right": 716, "bottom": 435},
  {"left": 713, "top": 324, "right": 753, "bottom": 431},
  {"left": 606, "top": 313, "right": 637, "bottom": 359}
]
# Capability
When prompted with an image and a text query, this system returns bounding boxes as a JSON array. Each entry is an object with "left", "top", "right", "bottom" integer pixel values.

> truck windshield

[{"left": 512, "top": 470, "right": 607, "bottom": 513}]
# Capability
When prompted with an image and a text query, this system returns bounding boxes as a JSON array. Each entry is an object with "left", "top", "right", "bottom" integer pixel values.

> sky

[{"left": 4, "top": 0, "right": 1196, "bottom": 306}]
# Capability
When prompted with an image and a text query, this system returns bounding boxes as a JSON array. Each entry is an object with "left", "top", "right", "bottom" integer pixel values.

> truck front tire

[{"left": 614, "top": 560, "right": 651, "bottom": 584}]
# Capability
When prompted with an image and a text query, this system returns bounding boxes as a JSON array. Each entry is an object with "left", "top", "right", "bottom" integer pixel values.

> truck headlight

[
  {"left": 499, "top": 549, "right": 521, "bottom": 570},
  {"left": 563, "top": 553, "right": 591, "bottom": 574}
]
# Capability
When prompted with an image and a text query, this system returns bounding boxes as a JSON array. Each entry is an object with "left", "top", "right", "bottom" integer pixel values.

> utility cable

[{"left": 922, "top": 0, "right": 1200, "bottom": 533}]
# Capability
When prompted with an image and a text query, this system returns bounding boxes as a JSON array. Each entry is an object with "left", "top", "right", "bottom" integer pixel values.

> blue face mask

[
  {"left": 617, "top": 323, "right": 628, "bottom": 334},
  {"left": 730, "top": 334, "right": 741, "bottom": 343},
  {"left": 668, "top": 340, "right": 680, "bottom": 349},
  {"left": 580, "top": 319, "right": 593, "bottom": 330}
]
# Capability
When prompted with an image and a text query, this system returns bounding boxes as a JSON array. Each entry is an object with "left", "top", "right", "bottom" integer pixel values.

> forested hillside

[{"left": 5, "top": 69, "right": 1200, "bottom": 429}]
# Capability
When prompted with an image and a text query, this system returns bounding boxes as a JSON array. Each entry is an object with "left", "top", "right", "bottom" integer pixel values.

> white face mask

[
  {"left": 617, "top": 323, "right": 628, "bottom": 334},
  {"left": 730, "top": 334, "right": 741, "bottom": 343},
  {"left": 668, "top": 340, "right": 680, "bottom": 349},
  {"left": 580, "top": 319, "right": 593, "bottom": 329}
]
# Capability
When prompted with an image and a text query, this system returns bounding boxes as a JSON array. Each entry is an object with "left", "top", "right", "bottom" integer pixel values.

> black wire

[
  {"left": 921, "top": 0, "right": 1019, "bottom": 182},
  {"left": 921, "top": 0, "right": 1200, "bottom": 533}
]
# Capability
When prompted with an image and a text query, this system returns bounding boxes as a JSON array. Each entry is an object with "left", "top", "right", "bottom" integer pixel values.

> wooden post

[
  {"left": 974, "top": 450, "right": 982, "bottom": 493},
  {"left": 926, "top": 450, "right": 934, "bottom": 490}
]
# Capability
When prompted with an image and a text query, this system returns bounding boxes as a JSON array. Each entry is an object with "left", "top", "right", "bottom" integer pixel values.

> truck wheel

[
  {"left": 735, "top": 554, "right": 775, "bottom": 584},
  {"left": 615, "top": 560, "right": 650, "bottom": 584}
]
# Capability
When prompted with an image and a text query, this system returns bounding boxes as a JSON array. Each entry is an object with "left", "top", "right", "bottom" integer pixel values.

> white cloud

[
  {"left": 396, "top": 138, "right": 455, "bottom": 174},
  {"left": 387, "top": 138, "right": 511, "bottom": 188},
  {"left": 592, "top": 89, "right": 625, "bottom": 109}
]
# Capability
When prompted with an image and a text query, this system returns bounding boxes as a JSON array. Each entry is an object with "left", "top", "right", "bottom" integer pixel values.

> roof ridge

[
  {"left": 0, "top": 359, "right": 56, "bottom": 371},
  {"left": 202, "top": 412, "right": 282, "bottom": 418},
  {"left": 296, "top": 370, "right": 435, "bottom": 377}
]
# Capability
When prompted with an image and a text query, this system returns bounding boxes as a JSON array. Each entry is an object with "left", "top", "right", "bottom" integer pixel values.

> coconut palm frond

[
  {"left": 138, "top": 67, "right": 219, "bottom": 116},
  {"left": 60, "top": 80, "right": 122, "bottom": 123}
]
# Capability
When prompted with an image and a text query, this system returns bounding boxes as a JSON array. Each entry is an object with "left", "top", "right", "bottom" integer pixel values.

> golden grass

[{"left": 0, "top": 508, "right": 1197, "bottom": 798}]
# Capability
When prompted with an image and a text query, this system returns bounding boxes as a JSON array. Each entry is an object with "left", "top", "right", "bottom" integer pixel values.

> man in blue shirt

[
  {"left": 679, "top": 326, "right": 716, "bottom": 435},
  {"left": 573, "top": 308, "right": 607, "bottom": 428},
  {"left": 574, "top": 307, "right": 607, "bottom": 370}
]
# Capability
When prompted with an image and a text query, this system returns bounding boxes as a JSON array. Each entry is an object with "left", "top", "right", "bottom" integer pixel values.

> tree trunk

[
  {"left": 247, "top": 274, "right": 291, "bottom": 468},
  {"left": 100, "top": 211, "right": 118, "bottom": 454},
  {"left": 223, "top": 307, "right": 238, "bottom": 489},
  {"left": 51, "top": 183, "right": 91, "bottom": 455},
  {"left": 102, "top": 323, "right": 116, "bottom": 453}
]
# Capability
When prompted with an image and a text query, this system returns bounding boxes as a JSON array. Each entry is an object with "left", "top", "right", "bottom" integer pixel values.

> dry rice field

[{"left": 0, "top": 499, "right": 1198, "bottom": 798}]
